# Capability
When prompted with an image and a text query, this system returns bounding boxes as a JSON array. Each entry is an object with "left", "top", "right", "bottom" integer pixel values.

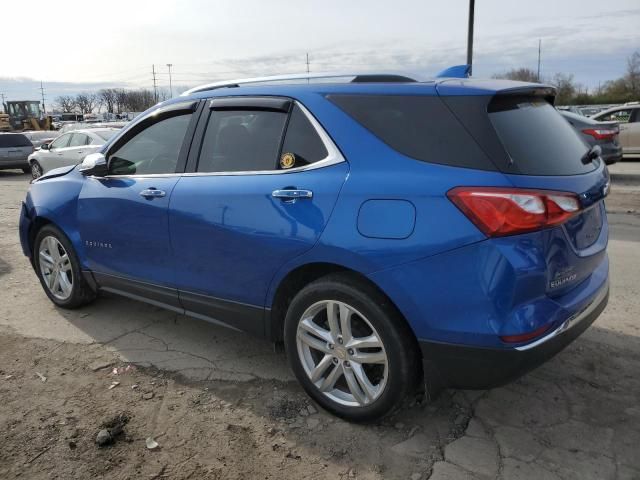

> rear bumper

[
  {"left": 0, "top": 157, "right": 29, "bottom": 169},
  {"left": 419, "top": 279, "right": 609, "bottom": 389},
  {"left": 601, "top": 143, "right": 622, "bottom": 165}
]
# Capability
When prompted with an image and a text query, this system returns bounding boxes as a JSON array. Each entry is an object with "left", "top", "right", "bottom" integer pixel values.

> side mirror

[
  {"left": 40, "top": 143, "right": 50, "bottom": 150},
  {"left": 79, "top": 152, "right": 108, "bottom": 177}
]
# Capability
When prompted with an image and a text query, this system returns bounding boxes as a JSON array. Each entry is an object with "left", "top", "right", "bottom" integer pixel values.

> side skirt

[{"left": 87, "top": 271, "right": 268, "bottom": 338}]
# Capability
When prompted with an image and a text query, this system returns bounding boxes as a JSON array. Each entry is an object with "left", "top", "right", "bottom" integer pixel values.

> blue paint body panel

[{"left": 19, "top": 76, "right": 610, "bottom": 361}]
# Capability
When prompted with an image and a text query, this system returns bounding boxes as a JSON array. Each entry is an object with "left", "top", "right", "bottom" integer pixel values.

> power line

[
  {"left": 537, "top": 39, "right": 542, "bottom": 82},
  {"left": 466, "top": 0, "right": 475, "bottom": 75},
  {"left": 39, "top": 81, "right": 46, "bottom": 115},
  {"left": 152, "top": 64, "right": 158, "bottom": 103},
  {"left": 166, "top": 64, "right": 173, "bottom": 97}
]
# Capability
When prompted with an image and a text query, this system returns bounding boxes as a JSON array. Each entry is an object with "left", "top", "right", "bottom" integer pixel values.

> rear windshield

[
  {"left": 327, "top": 94, "right": 496, "bottom": 170},
  {"left": 94, "top": 130, "right": 118, "bottom": 141},
  {"left": 0, "top": 134, "right": 31, "bottom": 148},
  {"left": 488, "top": 97, "right": 595, "bottom": 175}
]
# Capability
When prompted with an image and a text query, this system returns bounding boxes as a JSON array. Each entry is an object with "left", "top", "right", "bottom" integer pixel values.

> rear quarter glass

[{"left": 326, "top": 94, "right": 497, "bottom": 171}]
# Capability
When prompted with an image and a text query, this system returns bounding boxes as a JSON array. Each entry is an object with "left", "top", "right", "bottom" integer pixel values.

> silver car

[{"left": 28, "top": 128, "right": 119, "bottom": 179}]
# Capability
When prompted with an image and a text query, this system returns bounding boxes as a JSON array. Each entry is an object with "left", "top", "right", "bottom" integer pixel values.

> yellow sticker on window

[{"left": 280, "top": 152, "right": 296, "bottom": 169}]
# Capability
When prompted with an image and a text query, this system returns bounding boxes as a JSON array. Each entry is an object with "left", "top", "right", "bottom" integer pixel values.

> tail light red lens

[
  {"left": 500, "top": 324, "right": 552, "bottom": 343},
  {"left": 447, "top": 187, "right": 581, "bottom": 237},
  {"left": 582, "top": 128, "right": 617, "bottom": 141}
]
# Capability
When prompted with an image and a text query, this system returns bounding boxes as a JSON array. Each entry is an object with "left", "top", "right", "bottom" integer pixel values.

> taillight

[
  {"left": 582, "top": 128, "right": 617, "bottom": 141},
  {"left": 447, "top": 187, "right": 581, "bottom": 237}
]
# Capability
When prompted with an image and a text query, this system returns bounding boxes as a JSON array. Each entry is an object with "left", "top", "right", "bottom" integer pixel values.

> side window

[
  {"left": 197, "top": 110, "right": 287, "bottom": 173},
  {"left": 631, "top": 109, "right": 640, "bottom": 123},
  {"left": 280, "top": 105, "right": 328, "bottom": 168},
  {"left": 108, "top": 113, "right": 192, "bottom": 175},
  {"left": 69, "top": 133, "right": 88, "bottom": 147},
  {"left": 50, "top": 134, "right": 71, "bottom": 150},
  {"left": 600, "top": 109, "right": 631, "bottom": 123}
]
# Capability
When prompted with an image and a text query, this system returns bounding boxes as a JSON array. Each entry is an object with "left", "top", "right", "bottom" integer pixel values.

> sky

[{"left": 1, "top": 0, "right": 638, "bottom": 109}]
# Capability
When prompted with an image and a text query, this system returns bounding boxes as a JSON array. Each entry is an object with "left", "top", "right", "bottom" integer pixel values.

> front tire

[
  {"left": 284, "top": 273, "right": 421, "bottom": 422},
  {"left": 34, "top": 225, "right": 96, "bottom": 308},
  {"left": 30, "top": 161, "right": 43, "bottom": 179}
]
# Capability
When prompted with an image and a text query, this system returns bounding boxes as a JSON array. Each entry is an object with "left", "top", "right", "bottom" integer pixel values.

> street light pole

[
  {"left": 166, "top": 63, "right": 173, "bottom": 98},
  {"left": 466, "top": 0, "right": 475, "bottom": 76}
]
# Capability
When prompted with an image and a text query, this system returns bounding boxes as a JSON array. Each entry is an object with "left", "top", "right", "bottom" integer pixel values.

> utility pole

[
  {"left": 466, "top": 0, "right": 475, "bottom": 76},
  {"left": 166, "top": 64, "right": 173, "bottom": 98},
  {"left": 537, "top": 39, "right": 542, "bottom": 82},
  {"left": 39, "top": 81, "right": 46, "bottom": 115},
  {"left": 0, "top": 93, "right": 5, "bottom": 113},
  {"left": 152, "top": 64, "right": 158, "bottom": 103},
  {"left": 306, "top": 53, "right": 310, "bottom": 73}
]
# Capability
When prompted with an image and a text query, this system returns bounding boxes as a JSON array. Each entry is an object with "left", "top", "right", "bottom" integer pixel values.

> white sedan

[{"left": 28, "top": 128, "right": 119, "bottom": 179}]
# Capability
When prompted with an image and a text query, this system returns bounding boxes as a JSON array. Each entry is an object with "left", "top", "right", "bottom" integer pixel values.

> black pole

[{"left": 467, "top": 0, "right": 475, "bottom": 75}]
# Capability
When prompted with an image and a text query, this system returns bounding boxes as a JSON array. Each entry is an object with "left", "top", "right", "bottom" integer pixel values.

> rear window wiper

[{"left": 581, "top": 145, "right": 601, "bottom": 165}]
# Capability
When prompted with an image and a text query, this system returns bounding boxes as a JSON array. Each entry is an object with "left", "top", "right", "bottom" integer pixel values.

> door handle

[
  {"left": 139, "top": 188, "right": 166, "bottom": 198},
  {"left": 272, "top": 189, "right": 313, "bottom": 201}
]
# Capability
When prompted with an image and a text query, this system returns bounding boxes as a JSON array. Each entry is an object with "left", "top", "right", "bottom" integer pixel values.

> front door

[
  {"left": 42, "top": 133, "right": 72, "bottom": 172},
  {"left": 77, "top": 104, "right": 198, "bottom": 308},
  {"left": 169, "top": 98, "right": 348, "bottom": 334}
]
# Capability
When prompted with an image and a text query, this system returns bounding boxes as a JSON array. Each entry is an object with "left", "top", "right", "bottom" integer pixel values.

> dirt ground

[{"left": 1, "top": 162, "right": 640, "bottom": 480}]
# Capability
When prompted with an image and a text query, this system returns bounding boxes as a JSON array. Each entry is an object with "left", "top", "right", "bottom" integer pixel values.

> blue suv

[{"left": 19, "top": 72, "right": 610, "bottom": 421}]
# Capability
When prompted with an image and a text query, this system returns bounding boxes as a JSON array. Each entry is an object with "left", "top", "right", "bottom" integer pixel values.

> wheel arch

[{"left": 267, "top": 262, "right": 419, "bottom": 353}]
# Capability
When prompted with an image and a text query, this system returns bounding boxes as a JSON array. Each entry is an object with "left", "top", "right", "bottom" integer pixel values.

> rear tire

[
  {"left": 284, "top": 273, "right": 421, "bottom": 422},
  {"left": 33, "top": 225, "right": 96, "bottom": 309}
]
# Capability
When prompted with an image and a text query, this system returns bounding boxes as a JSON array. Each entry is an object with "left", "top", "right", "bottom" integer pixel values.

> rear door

[{"left": 169, "top": 97, "right": 348, "bottom": 334}]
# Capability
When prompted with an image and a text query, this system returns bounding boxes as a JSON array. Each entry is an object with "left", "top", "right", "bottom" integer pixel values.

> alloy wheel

[
  {"left": 296, "top": 300, "right": 389, "bottom": 407},
  {"left": 38, "top": 236, "right": 73, "bottom": 300},
  {"left": 31, "top": 162, "right": 42, "bottom": 179}
]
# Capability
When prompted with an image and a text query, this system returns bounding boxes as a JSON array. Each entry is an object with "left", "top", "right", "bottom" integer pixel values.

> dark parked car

[
  {"left": 0, "top": 133, "right": 33, "bottom": 173},
  {"left": 560, "top": 111, "right": 622, "bottom": 165}
]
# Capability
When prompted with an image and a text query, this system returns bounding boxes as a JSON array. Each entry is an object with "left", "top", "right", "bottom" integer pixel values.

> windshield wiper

[{"left": 581, "top": 145, "right": 601, "bottom": 165}]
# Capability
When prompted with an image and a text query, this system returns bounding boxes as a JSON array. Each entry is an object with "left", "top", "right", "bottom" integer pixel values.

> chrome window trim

[{"left": 101, "top": 100, "right": 345, "bottom": 179}]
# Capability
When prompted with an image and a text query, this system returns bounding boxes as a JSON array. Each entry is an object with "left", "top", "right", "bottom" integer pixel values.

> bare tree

[
  {"left": 115, "top": 89, "right": 128, "bottom": 114},
  {"left": 493, "top": 68, "right": 539, "bottom": 82},
  {"left": 99, "top": 88, "right": 118, "bottom": 113},
  {"left": 625, "top": 51, "right": 640, "bottom": 98},
  {"left": 55, "top": 95, "right": 76, "bottom": 112},
  {"left": 75, "top": 92, "right": 99, "bottom": 114},
  {"left": 551, "top": 73, "right": 577, "bottom": 105}
]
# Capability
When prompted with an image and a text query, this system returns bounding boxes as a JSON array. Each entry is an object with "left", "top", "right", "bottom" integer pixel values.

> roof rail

[{"left": 181, "top": 72, "right": 418, "bottom": 96}]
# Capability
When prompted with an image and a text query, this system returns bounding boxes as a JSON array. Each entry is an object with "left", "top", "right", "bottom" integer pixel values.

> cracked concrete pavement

[{"left": 1, "top": 164, "right": 640, "bottom": 479}]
